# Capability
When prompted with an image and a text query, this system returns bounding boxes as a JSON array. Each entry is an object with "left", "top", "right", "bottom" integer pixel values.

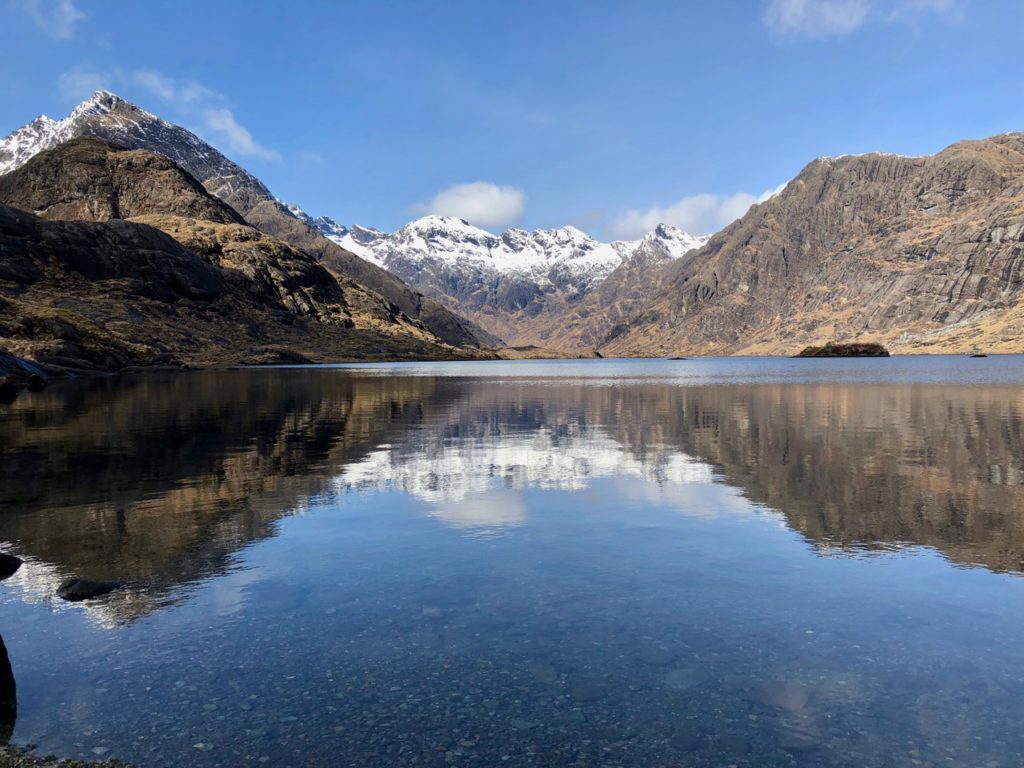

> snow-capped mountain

[
  {"left": 0, "top": 91, "right": 272, "bottom": 213},
  {"left": 1, "top": 91, "right": 709, "bottom": 349},
  {"left": 627, "top": 224, "right": 710, "bottom": 265},
  {"left": 374, "top": 215, "right": 625, "bottom": 297},
  {"left": 284, "top": 211, "right": 709, "bottom": 343},
  {"left": 0, "top": 92, "right": 491, "bottom": 349},
  {"left": 284, "top": 203, "right": 388, "bottom": 266}
]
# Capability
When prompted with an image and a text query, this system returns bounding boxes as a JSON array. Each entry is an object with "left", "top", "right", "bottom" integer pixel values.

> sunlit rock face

[
  {"left": 603, "top": 134, "right": 1024, "bottom": 357},
  {"left": 2, "top": 368, "right": 1023, "bottom": 625}
]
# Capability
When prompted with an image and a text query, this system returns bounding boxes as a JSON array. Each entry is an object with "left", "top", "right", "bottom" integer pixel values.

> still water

[{"left": 1, "top": 357, "right": 1024, "bottom": 767}]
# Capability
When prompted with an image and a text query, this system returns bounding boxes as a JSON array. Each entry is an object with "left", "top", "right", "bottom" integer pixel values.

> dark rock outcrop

[
  {"left": 796, "top": 342, "right": 890, "bottom": 357},
  {"left": 0, "top": 554, "right": 21, "bottom": 581},
  {"left": 0, "top": 636, "right": 14, "bottom": 746},
  {"left": 56, "top": 578, "right": 121, "bottom": 601},
  {"left": 0, "top": 137, "right": 242, "bottom": 225}
]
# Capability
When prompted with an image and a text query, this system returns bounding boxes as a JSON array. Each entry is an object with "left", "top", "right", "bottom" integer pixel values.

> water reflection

[
  {"left": 0, "top": 370, "right": 450, "bottom": 623},
  {"left": 2, "top": 363, "right": 1024, "bottom": 766},
  {"left": 2, "top": 368, "right": 1024, "bottom": 625}
]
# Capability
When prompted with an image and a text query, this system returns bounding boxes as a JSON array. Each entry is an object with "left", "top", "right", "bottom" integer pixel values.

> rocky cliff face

[
  {"left": 603, "top": 134, "right": 1024, "bottom": 356},
  {"left": 0, "top": 140, "right": 487, "bottom": 371},
  {"left": 0, "top": 92, "right": 489, "bottom": 349},
  {"left": 0, "top": 136, "right": 242, "bottom": 224}
]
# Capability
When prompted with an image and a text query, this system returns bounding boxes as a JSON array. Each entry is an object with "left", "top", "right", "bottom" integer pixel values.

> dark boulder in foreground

[
  {"left": 56, "top": 578, "right": 121, "bottom": 602},
  {"left": 795, "top": 342, "right": 890, "bottom": 358},
  {"left": 0, "top": 635, "right": 15, "bottom": 747},
  {"left": 0, "top": 555, "right": 21, "bottom": 581}
]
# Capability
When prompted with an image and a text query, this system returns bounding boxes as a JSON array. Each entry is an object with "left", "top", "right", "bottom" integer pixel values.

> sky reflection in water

[{"left": 1, "top": 357, "right": 1023, "bottom": 767}]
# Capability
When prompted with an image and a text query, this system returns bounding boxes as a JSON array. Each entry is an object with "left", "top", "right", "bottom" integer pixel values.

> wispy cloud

[
  {"left": 201, "top": 107, "right": 280, "bottom": 162},
  {"left": 611, "top": 184, "right": 786, "bottom": 239},
  {"left": 412, "top": 182, "right": 526, "bottom": 230},
  {"left": 57, "top": 66, "right": 108, "bottom": 99},
  {"left": 763, "top": 0, "right": 959, "bottom": 39},
  {"left": 9, "top": 0, "right": 84, "bottom": 39},
  {"left": 57, "top": 66, "right": 279, "bottom": 162}
]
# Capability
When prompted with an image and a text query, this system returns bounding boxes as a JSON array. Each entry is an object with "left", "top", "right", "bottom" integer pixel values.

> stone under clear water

[{"left": 1, "top": 357, "right": 1024, "bottom": 767}]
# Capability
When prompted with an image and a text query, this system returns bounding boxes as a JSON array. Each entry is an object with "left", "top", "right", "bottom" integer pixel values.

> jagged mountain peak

[
  {"left": 0, "top": 93, "right": 494, "bottom": 350},
  {"left": 71, "top": 90, "right": 127, "bottom": 116},
  {"left": 403, "top": 215, "right": 494, "bottom": 238},
  {"left": 0, "top": 90, "right": 272, "bottom": 211},
  {"left": 637, "top": 224, "right": 711, "bottom": 258},
  {"left": 292, "top": 207, "right": 710, "bottom": 344}
]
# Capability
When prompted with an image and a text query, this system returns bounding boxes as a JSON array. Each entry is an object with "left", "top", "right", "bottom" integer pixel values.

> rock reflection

[
  {"left": 2, "top": 368, "right": 1024, "bottom": 624},
  {"left": 0, "top": 370, "right": 450, "bottom": 623}
]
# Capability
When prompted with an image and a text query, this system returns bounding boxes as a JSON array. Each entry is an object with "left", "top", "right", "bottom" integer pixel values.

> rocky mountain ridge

[
  {"left": 600, "top": 132, "right": 1024, "bottom": 356},
  {"left": 0, "top": 138, "right": 487, "bottom": 374},
  {"left": 4, "top": 93, "right": 1023, "bottom": 356},
  {"left": 286, "top": 208, "right": 709, "bottom": 345},
  {"left": 0, "top": 92, "right": 490, "bottom": 349}
]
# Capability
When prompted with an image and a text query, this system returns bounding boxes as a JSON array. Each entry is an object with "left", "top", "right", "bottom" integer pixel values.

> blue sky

[{"left": 1, "top": 0, "right": 1022, "bottom": 238}]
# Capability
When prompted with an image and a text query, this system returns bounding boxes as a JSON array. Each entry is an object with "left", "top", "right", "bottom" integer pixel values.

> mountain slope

[
  {"left": 0, "top": 139, "right": 485, "bottom": 370},
  {"left": 295, "top": 213, "right": 708, "bottom": 346},
  {"left": 505, "top": 224, "right": 712, "bottom": 350},
  {"left": 601, "top": 133, "right": 1024, "bottom": 356},
  {"left": 0, "top": 92, "right": 489, "bottom": 348}
]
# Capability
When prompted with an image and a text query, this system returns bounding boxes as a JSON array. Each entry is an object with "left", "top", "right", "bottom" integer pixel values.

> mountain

[
  {"left": 0, "top": 138, "right": 486, "bottom": 372},
  {"left": 598, "top": 133, "right": 1024, "bottom": 356},
  {"left": 289, "top": 212, "right": 709, "bottom": 346},
  {"left": 503, "top": 224, "right": 714, "bottom": 350},
  {"left": 0, "top": 92, "right": 490, "bottom": 349}
]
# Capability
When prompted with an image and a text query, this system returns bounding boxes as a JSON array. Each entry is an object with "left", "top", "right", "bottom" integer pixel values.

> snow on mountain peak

[
  {"left": 1, "top": 91, "right": 167, "bottom": 177},
  {"left": 294, "top": 209, "right": 710, "bottom": 305},
  {"left": 402, "top": 215, "right": 497, "bottom": 242}
]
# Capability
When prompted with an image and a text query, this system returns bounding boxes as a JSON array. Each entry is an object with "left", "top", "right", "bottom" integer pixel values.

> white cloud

[
  {"left": 763, "top": 0, "right": 871, "bottom": 38},
  {"left": 763, "top": 0, "right": 959, "bottom": 39},
  {"left": 56, "top": 66, "right": 279, "bottom": 162},
  {"left": 201, "top": 107, "right": 280, "bottom": 162},
  {"left": 10, "top": 0, "right": 84, "bottom": 39},
  {"left": 413, "top": 182, "right": 526, "bottom": 230},
  {"left": 611, "top": 184, "right": 786, "bottom": 240},
  {"left": 58, "top": 66, "right": 110, "bottom": 100}
]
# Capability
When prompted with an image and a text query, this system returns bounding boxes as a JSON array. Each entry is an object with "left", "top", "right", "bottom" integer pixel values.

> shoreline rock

[
  {"left": 0, "top": 747, "right": 129, "bottom": 768},
  {"left": 795, "top": 342, "right": 890, "bottom": 358},
  {"left": 55, "top": 579, "right": 121, "bottom": 602},
  {"left": 0, "top": 556, "right": 21, "bottom": 581},
  {"left": 0, "top": 353, "right": 52, "bottom": 404}
]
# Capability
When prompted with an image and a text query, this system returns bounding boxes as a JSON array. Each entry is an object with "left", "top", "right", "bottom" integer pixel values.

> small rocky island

[{"left": 795, "top": 342, "right": 891, "bottom": 358}]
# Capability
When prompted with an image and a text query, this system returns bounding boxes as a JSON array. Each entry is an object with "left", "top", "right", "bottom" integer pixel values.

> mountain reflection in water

[
  {"left": 1, "top": 365, "right": 1022, "bottom": 626},
  {"left": 2, "top": 360, "right": 1024, "bottom": 768}
]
